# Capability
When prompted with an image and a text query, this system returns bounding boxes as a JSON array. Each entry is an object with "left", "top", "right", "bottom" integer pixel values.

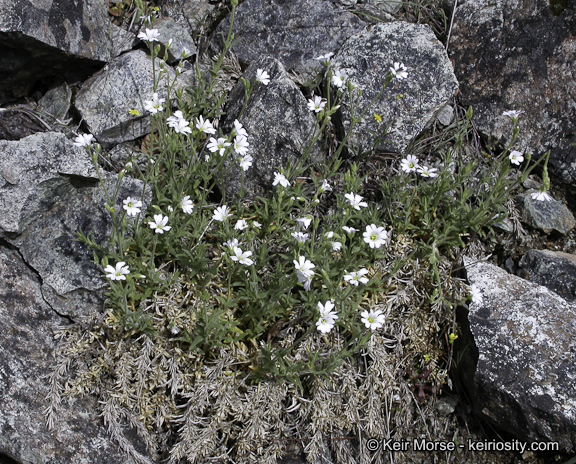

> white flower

[
  {"left": 417, "top": 166, "right": 438, "bottom": 178},
  {"left": 331, "top": 70, "right": 347, "bottom": 88},
  {"left": 230, "top": 246, "right": 254, "bottom": 266},
  {"left": 181, "top": 196, "right": 194, "bottom": 214},
  {"left": 138, "top": 28, "right": 160, "bottom": 42},
  {"left": 509, "top": 150, "right": 524, "bottom": 165},
  {"left": 238, "top": 154, "right": 253, "bottom": 171},
  {"left": 294, "top": 256, "right": 315, "bottom": 278},
  {"left": 235, "top": 219, "right": 249, "bottom": 230},
  {"left": 104, "top": 261, "right": 130, "bottom": 281},
  {"left": 344, "top": 193, "right": 368, "bottom": 210},
  {"left": 273, "top": 172, "right": 290, "bottom": 188},
  {"left": 531, "top": 190, "right": 552, "bottom": 202},
  {"left": 317, "top": 301, "right": 337, "bottom": 318},
  {"left": 144, "top": 93, "right": 165, "bottom": 114},
  {"left": 342, "top": 226, "right": 358, "bottom": 235},
  {"left": 122, "top": 197, "right": 142, "bottom": 217},
  {"left": 195, "top": 115, "right": 216, "bottom": 135},
  {"left": 331, "top": 241, "right": 343, "bottom": 251},
  {"left": 308, "top": 95, "right": 327, "bottom": 113},
  {"left": 360, "top": 309, "right": 386, "bottom": 331},
  {"left": 213, "top": 205, "right": 232, "bottom": 221},
  {"left": 363, "top": 224, "right": 389, "bottom": 248},
  {"left": 167, "top": 111, "right": 192, "bottom": 134},
  {"left": 148, "top": 214, "right": 171, "bottom": 234},
  {"left": 291, "top": 232, "right": 309, "bottom": 243},
  {"left": 503, "top": 110, "right": 524, "bottom": 119},
  {"left": 390, "top": 62, "right": 408, "bottom": 80},
  {"left": 252, "top": 221, "right": 262, "bottom": 229},
  {"left": 224, "top": 238, "right": 240, "bottom": 249},
  {"left": 316, "top": 316, "right": 336, "bottom": 334},
  {"left": 256, "top": 68, "right": 270, "bottom": 85},
  {"left": 343, "top": 268, "right": 369, "bottom": 286},
  {"left": 400, "top": 155, "right": 419, "bottom": 172},
  {"left": 296, "top": 216, "right": 312, "bottom": 229},
  {"left": 168, "top": 206, "right": 174, "bottom": 212},
  {"left": 73, "top": 133, "right": 94, "bottom": 147},
  {"left": 319, "top": 179, "right": 332, "bottom": 193},
  {"left": 233, "top": 135, "right": 249, "bottom": 155},
  {"left": 207, "top": 137, "right": 231, "bottom": 156},
  {"left": 325, "top": 231, "right": 334, "bottom": 239},
  {"left": 315, "top": 52, "right": 334, "bottom": 62},
  {"left": 232, "top": 119, "right": 248, "bottom": 138},
  {"left": 470, "top": 284, "right": 483, "bottom": 305}
]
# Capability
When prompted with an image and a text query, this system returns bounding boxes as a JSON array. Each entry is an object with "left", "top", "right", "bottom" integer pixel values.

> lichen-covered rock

[
  {"left": 449, "top": 0, "right": 576, "bottom": 183},
  {"left": 0, "top": 0, "right": 134, "bottom": 99},
  {"left": 332, "top": 21, "right": 459, "bottom": 154},
  {"left": 515, "top": 192, "right": 576, "bottom": 234},
  {"left": 0, "top": 247, "right": 148, "bottom": 464},
  {"left": 459, "top": 259, "right": 576, "bottom": 452},
  {"left": 75, "top": 50, "right": 176, "bottom": 146},
  {"left": 518, "top": 249, "right": 576, "bottom": 301},
  {"left": 211, "top": 0, "right": 365, "bottom": 78},
  {"left": 221, "top": 56, "right": 321, "bottom": 197}
]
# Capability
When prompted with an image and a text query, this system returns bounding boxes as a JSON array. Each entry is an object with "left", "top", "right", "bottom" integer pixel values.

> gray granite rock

[
  {"left": 37, "top": 78, "right": 72, "bottom": 120},
  {"left": 160, "top": 0, "right": 218, "bottom": 38},
  {"left": 0, "top": 0, "right": 133, "bottom": 100},
  {"left": 332, "top": 21, "right": 459, "bottom": 154},
  {"left": 449, "top": 0, "right": 576, "bottom": 183},
  {"left": 459, "top": 259, "right": 576, "bottom": 452},
  {"left": 0, "top": 108, "right": 48, "bottom": 140},
  {"left": 515, "top": 193, "right": 576, "bottom": 234},
  {"left": 518, "top": 249, "right": 576, "bottom": 301},
  {"left": 152, "top": 17, "right": 197, "bottom": 64},
  {"left": 221, "top": 56, "right": 321, "bottom": 197},
  {"left": 0, "top": 247, "right": 148, "bottom": 464},
  {"left": 210, "top": 0, "right": 365, "bottom": 79}
]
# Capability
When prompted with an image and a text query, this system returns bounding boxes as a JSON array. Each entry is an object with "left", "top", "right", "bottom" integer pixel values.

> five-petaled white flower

[
  {"left": 400, "top": 155, "right": 419, "bottom": 172},
  {"left": 316, "top": 316, "right": 336, "bottom": 334},
  {"left": 123, "top": 197, "right": 142, "bottom": 217},
  {"left": 256, "top": 68, "right": 270, "bottom": 85},
  {"left": 316, "top": 301, "right": 338, "bottom": 333},
  {"left": 273, "top": 172, "right": 290, "bottom": 188},
  {"left": 296, "top": 216, "right": 312, "bottom": 229},
  {"left": 104, "top": 261, "right": 130, "bottom": 281},
  {"left": 363, "top": 224, "right": 389, "bottom": 248},
  {"left": 503, "top": 110, "right": 524, "bottom": 119},
  {"left": 319, "top": 179, "right": 332, "bottom": 193},
  {"left": 531, "top": 190, "right": 552, "bottom": 202},
  {"left": 344, "top": 268, "right": 369, "bottom": 286},
  {"left": 232, "top": 119, "right": 248, "bottom": 138},
  {"left": 331, "top": 241, "right": 343, "bottom": 251},
  {"left": 230, "top": 246, "right": 254, "bottom": 266},
  {"left": 224, "top": 238, "right": 240, "bottom": 249},
  {"left": 360, "top": 309, "right": 386, "bottom": 331},
  {"left": 181, "top": 196, "right": 194, "bottom": 214},
  {"left": 207, "top": 137, "right": 231, "bottom": 156},
  {"left": 308, "top": 95, "right": 327, "bottom": 113},
  {"left": 138, "top": 28, "right": 160, "bottom": 42},
  {"left": 213, "top": 205, "right": 232, "bottom": 221},
  {"left": 315, "top": 52, "right": 334, "bottom": 62},
  {"left": 235, "top": 219, "right": 249, "bottom": 230},
  {"left": 331, "top": 70, "right": 347, "bottom": 88},
  {"left": 148, "top": 214, "right": 171, "bottom": 234},
  {"left": 73, "top": 133, "right": 94, "bottom": 147},
  {"left": 417, "top": 166, "right": 438, "bottom": 178},
  {"left": 238, "top": 154, "right": 253, "bottom": 171},
  {"left": 342, "top": 226, "right": 358, "bottom": 235},
  {"left": 167, "top": 111, "right": 192, "bottom": 134},
  {"left": 144, "top": 93, "right": 165, "bottom": 114},
  {"left": 294, "top": 256, "right": 315, "bottom": 290},
  {"left": 252, "top": 221, "right": 262, "bottom": 229},
  {"left": 390, "top": 62, "right": 408, "bottom": 80},
  {"left": 344, "top": 193, "right": 368, "bottom": 210},
  {"left": 509, "top": 150, "right": 524, "bottom": 165},
  {"left": 291, "top": 232, "right": 309, "bottom": 243},
  {"left": 470, "top": 284, "right": 483, "bottom": 305},
  {"left": 233, "top": 135, "right": 249, "bottom": 155},
  {"left": 195, "top": 115, "right": 216, "bottom": 135}
]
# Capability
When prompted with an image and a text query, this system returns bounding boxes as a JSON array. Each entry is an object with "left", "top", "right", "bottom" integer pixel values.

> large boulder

[
  {"left": 515, "top": 192, "right": 576, "bottom": 235},
  {"left": 210, "top": 0, "right": 365, "bottom": 79},
  {"left": 449, "top": 0, "right": 576, "bottom": 183},
  {"left": 0, "top": 0, "right": 134, "bottom": 99},
  {"left": 0, "top": 247, "right": 149, "bottom": 464},
  {"left": 459, "top": 259, "right": 576, "bottom": 452},
  {"left": 332, "top": 21, "right": 459, "bottom": 154},
  {"left": 221, "top": 56, "right": 322, "bottom": 197},
  {"left": 518, "top": 249, "right": 576, "bottom": 301},
  {"left": 75, "top": 50, "right": 176, "bottom": 146}
]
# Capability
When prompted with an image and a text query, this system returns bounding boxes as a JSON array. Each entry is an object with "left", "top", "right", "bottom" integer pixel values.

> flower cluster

[{"left": 400, "top": 155, "right": 438, "bottom": 178}]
